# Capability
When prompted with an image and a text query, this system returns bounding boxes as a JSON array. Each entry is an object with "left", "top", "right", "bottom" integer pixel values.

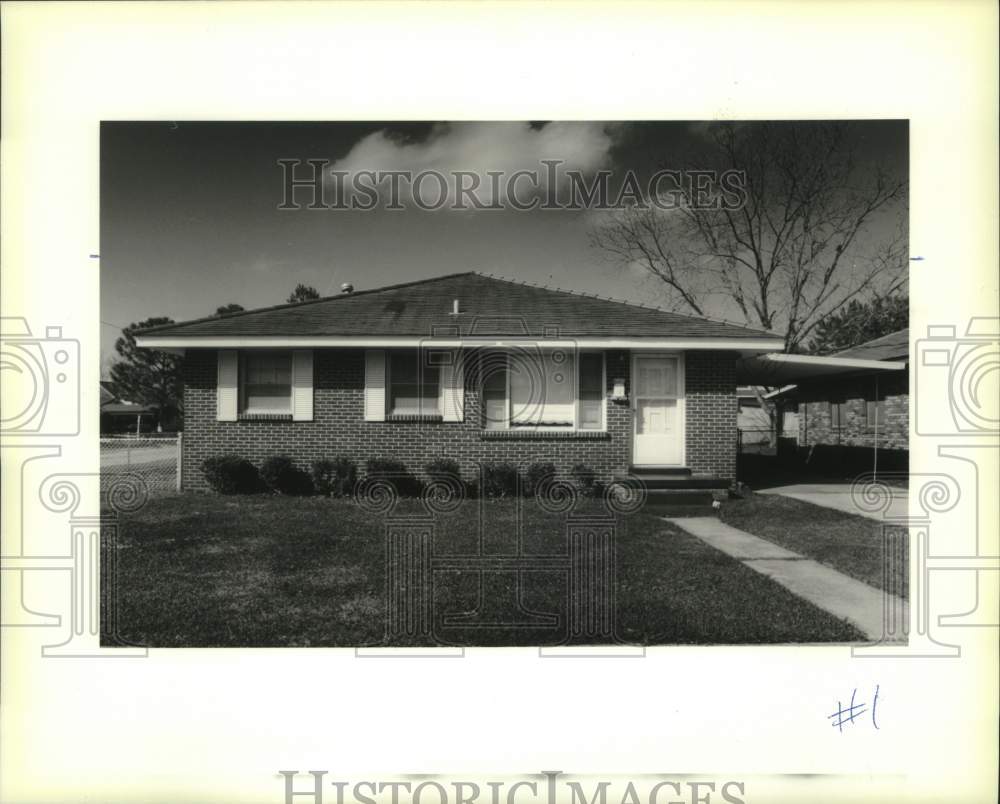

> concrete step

[
  {"left": 629, "top": 465, "right": 692, "bottom": 477},
  {"left": 615, "top": 473, "right": 730, "bottom": 491},
  {"left": 643, "top": 488, "right": 716, "bottom": 506}
]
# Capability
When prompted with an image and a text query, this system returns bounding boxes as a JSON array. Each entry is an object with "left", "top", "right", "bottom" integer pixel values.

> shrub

[
  {"left": 365, "top": 457, "right": 421, "bottom": 497},
  {"left": 423, "top": 457, "right": 464, "bottom": 503},
  {"left": 260, "top": 455, "right": 314, "bottom": 495},
  {"left": 311, "top": 457, "right": 357, "bottom": 498},
  {"left": 570, "top": 463, "right": 598, "bottom": 496},
  {"left": 524, "top": 461, "right": 557, "bottom": 497},
  {"left": 425, "top": 457, "right": 461, "bottom": 481},
  {"left": 201, "top": 455, "right": 261, "bottom": 495},
  {"left": 480, "top": 461, "right": 520, "bottom": 498}
]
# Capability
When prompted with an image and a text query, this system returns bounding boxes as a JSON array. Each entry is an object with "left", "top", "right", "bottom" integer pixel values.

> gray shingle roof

[
  {"left": 833, "top": 328, "right": 909, "bottom": 362},
  {"left": 140, "top": 272, "right": 778, "bottom": 340}
]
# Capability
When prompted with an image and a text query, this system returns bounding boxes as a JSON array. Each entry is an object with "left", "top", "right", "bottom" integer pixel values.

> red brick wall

[
  {"left": 180, "top": 348, "right": 738, "bottom": 490},
  {"left": 797, "top": 370, "right": 908, "bottom": 451}
]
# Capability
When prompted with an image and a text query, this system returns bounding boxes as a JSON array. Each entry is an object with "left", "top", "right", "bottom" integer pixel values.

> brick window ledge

[
  {"left": 386, "top": 413, "right": 444, "bottom": 423},
  {"left": 238, "top": 412, "right": 293, "bottom": 422},
  {"left": 480, "top": 429, "right": 610, "bottom": 441}
]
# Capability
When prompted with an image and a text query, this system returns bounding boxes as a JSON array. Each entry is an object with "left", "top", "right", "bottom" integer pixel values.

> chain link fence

[{"left": 100, "top": 434, "right": 181, "bottom": 497}]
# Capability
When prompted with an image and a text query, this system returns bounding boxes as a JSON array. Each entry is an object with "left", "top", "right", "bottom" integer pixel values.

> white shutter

[
  {"left": 364, "top": 350, "right": 386, "bottom": 421},
  {"left": 216, "top": 350, "right": 238, "bottom": 421},
  {"left": 291, "top": 350, "right": 314, "bottom": 421},
  {"left": 440, "top": 349, "right": 464, "bottom": 422}
]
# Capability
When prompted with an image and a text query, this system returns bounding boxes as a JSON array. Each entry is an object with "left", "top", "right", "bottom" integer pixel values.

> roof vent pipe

[
  {"left": 452, "top": 299, "right": 460, "bottom": 315},
  {"left": 341, "top": 283, "right": 354, "bottom": 295}
]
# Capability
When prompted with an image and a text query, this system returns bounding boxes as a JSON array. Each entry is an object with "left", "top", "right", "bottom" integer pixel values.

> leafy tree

[
  {"left": 287, "top": 284, "right": 320, "bottom": 303},
  {"left": 808, "top": 295, "right": 908, "bottom": 355},
  {"left": 591, "top": 122, "right": 907, "bottom": 351},
  {"left": 214, "top": 303, "right": 245, "bottom": 316},
  {"left": 108, "top": 317, "right": 184, "bottom": 430}
]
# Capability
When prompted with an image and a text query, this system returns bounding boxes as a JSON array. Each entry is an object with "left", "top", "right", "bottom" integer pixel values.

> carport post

[
  {"left": 872, "top": 375, "right": 879, "bottom": 481},
  {"left": 176, "top": 432, "right": 183, "bottom": 491}
]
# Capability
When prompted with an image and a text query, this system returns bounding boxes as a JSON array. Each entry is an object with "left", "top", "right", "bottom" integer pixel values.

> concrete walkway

[
  {"left": 665, "top": 517, "right": 906, "bottom": 640},
  {"left": 756, "top": 483, "right": 908, "bottom": 521}
]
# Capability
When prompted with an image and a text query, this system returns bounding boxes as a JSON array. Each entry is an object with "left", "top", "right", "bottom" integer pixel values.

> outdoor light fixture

[{"left": 612, "top": 378, "right": 627, "bottom": 400}]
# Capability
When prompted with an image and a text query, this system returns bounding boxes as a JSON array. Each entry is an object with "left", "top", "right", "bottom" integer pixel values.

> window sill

[
  {"left": 238, "top": 412, "right": 293, "bottom": 422},
  {"left": 480, "top": 429, "right": 610, "bottom": 440},
  {"left": 386, "top": 413, "right": 444, "bottom": 423}
]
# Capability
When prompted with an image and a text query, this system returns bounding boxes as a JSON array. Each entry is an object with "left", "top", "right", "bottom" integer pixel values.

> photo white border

[{"left": 2, "top": 2, "right": 997, "bottom": 802}]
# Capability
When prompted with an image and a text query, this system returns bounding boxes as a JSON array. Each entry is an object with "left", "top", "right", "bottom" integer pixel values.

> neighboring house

[
  {"left": 100, "top": 380, "right": 157, "bottom": 434},
  {"left": 135, "top": 272, "right": 784, "bottom": 492},
  {"left": 794, "top": 329, "right": 908, "bottom": 453},
  {"left": 736, "top": 386, "right": 798, "bottom": 446}
]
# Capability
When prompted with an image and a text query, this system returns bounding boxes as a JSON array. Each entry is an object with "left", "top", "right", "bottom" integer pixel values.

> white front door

[{"left": 632, "top": 354, "right": 684, "bottom": 466}]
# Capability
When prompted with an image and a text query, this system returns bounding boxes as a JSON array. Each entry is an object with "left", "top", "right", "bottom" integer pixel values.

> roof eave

[{"left": 135, "top": 334, "right": 785, "bottom": 354}]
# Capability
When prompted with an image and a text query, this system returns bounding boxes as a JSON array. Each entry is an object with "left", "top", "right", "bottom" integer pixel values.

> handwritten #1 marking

[{"left": 828, "top": 685, "right": 880, "bottom": 733}]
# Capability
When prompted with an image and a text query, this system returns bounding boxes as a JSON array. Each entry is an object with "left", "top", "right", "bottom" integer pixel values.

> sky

[{"left": 100, "top": 120, "right": 907, "bottom": 371}]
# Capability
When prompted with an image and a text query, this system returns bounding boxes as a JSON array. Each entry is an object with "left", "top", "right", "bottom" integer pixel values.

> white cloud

[{"left": 327, "top": 122, "right": 617, "bottom": 209}]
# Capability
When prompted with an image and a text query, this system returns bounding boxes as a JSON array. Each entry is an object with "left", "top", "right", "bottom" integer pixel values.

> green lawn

[
  {"left": 720, "top": 494, "right": 909, "bottom": 598},
  {"left": 103, "top": 494, "right": 865, "bottom": 647}
]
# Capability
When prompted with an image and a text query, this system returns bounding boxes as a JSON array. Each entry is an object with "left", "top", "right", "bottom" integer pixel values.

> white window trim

[
  {"left": 575, "top": 349, "right": 607, "bottom": 432},
  {"left": 239, "top": 350, "right": 294, "bottom": 416},
  {"left": 484, "top": 350, "right": 607, "bottom": 432}
]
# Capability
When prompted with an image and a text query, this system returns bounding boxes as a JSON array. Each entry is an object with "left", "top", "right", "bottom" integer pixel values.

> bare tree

[{"left": 591, "top": 123, "right": 907, "bottom": 352}]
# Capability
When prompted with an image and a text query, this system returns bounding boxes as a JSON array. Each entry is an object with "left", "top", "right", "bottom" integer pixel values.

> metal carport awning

[{"left": 735, "top": 353, "right": 906, "bottom": 387}]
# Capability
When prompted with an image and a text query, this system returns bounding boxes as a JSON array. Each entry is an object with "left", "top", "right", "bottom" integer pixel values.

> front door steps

[{"left": 615, "top": 466, "right": 730, "bottom": 511}]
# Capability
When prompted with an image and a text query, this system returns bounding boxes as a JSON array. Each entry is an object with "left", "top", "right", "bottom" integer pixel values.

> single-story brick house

[
  {"left": 100, "top": 380, "right": 157, "bottom": 434},
  {"left": 136, "top": 272, "right": 788, "bottom": 492}
]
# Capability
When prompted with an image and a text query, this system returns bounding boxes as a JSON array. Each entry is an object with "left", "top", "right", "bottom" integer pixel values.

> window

[
  {"left": 482, "top": 350, "right": 605, "bottom": 430},
  {"left": 388, "top": 351, "right": 440, "bottom": 416},
  {"left": 866, "top": 398, "right": 885, "bottom": 428},
  {"left": 829, "top": 400, "right": 844, "bottom": 429},
  {"left": 510, "top": 350, "right": 575, "bottom": 427},
  {"left": 241, "top": 352, "right": 292, "bottom": 414}
]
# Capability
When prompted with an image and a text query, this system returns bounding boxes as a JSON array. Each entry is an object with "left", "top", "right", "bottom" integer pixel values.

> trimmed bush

[
  {"left": 311, "top": 457, "right": 357, "bottom": 498},
  {"left": 571, "top": 462, "right": 598, "bottom": 496},
  {"left": 201, "top": 455, "right": 261, "bottom": 495},
  {"left": 425, "top": 457, "right": 461, "bottom": 481},
  {"left": 424, "top": 457, "right": 464, "bottom": 502},
  {"left": 260, "top": 455, "right": 314, "bottom": 496},
  {"left": 366, "top": 457, "right": 421, "bottom": 497},
  {"left": 480, "top": 461, "right": 520, "bottom": 498},
  {"left": 524, "top": 461, "right": 557, "bottom": 497}
]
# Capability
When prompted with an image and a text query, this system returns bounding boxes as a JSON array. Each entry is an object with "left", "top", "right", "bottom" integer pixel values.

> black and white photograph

[
  {"left": 3, "top": 3, "right": 997, "bottom": 804},
  {"left": 99, "top": 120, "right": 912, "bottom": 648}
]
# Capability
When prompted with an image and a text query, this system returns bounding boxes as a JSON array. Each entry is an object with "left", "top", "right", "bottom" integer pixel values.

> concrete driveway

[{"left": 756, "top": 483, "right": 908, "bottom": 521}]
